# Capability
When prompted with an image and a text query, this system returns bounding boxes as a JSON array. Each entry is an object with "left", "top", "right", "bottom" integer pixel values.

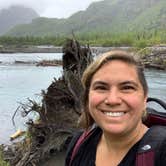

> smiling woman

[
  {"left": 88, "top": 59, "right": 147, "bottom": 138},
  {"left": 65, "top": 50, "right": 166, "bottom": 166}
]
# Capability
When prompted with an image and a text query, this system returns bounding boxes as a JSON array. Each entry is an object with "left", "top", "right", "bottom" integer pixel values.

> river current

[{"left": 0, "top": 53, "right": 165, "bottom": 144}]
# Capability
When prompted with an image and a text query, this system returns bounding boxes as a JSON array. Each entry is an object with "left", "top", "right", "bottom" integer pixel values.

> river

[{"left": 0, "top": 53, "right": 165, "bottom": 145}]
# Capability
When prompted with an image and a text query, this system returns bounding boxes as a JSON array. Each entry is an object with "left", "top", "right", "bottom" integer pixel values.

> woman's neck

[
  {"left": 101, "top": 123, "right": 148, "bottom": 152},
  {"left": 96, "top": 123, "right": 148, "bottom": 166}
]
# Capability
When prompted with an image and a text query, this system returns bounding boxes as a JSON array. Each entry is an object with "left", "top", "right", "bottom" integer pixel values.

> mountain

[
  {"left": 5, "top": 0, "right": 166, "bottom": 36},
  {"left": 0, "top": 5, "right": 39, "bottom": 35}
]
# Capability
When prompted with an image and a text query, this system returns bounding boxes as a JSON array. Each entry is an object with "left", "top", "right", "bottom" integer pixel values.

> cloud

[{"left": 0, "top": 0, "right": 102, "bottom": 18}]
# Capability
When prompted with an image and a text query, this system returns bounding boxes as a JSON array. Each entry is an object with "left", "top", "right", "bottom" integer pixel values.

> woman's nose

[{"left": 104, "top": 88, "right": 121, "bottom": 105}]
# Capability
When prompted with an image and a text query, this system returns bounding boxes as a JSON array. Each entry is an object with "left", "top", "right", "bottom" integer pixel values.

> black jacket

[{"left": 65, "top": 126, "right": 166, "bottom": 166}]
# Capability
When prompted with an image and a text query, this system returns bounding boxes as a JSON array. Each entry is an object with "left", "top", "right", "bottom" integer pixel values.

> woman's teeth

[{"left": 103, "top": 111, "right": 125, "bottom": 117}]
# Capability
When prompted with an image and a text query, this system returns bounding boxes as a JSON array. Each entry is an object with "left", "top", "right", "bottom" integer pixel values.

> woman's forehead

[
  {"left": 91, "top": 60, "right": 139, "bottom": 82},
  {"left": 95, "top": 60, "right": 137, "bottom": 75}
]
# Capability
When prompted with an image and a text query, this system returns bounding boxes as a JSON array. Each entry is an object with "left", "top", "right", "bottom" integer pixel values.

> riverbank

[
  {"left": 1, "top": 45, "right": 165, "bottom": 70},
  {"left": 0, "top": 45, "right": 62, "bottom": 53},
  {"left": 0, "top": 44, "right": 166, "bottom": 53}
]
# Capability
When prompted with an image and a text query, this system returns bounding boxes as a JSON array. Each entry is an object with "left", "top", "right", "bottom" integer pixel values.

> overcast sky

[{"left": 0, "top": 0, "right": 102, "bottom": 18}]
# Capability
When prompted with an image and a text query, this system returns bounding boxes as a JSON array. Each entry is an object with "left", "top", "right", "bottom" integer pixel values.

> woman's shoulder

[
  {"left": 65, "top": 126, "right": 101, "bottom": 165},
  {"left": 139, "top": 125, "right": 166, "bottom": 149},
  {"left": 66, "top": 126, "right": 101, "bottom": 153},
  {"left": 65, "top": 130, "right": 83, "bottom": 166},
  {"left": 66, "top": 130, "right": 84, "bottom": 154},
  {"left": 136, "top": 126, "right": 166, "bottom": 166},
  {"left": 137, "top": 126, "right": 166, "bottom": 157},
  {"left": 155, "top": 127, "right": 166, "bottom": 166},
  {"left": 142, "top": 125, "right": 166, "bottom": 141}
]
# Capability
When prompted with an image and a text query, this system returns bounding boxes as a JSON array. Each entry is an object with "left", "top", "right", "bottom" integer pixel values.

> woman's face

[{"left": 88, "top": 60, "right": 147, "bottom": 136}]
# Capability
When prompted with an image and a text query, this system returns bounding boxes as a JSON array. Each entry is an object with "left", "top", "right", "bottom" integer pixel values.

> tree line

[{"left": 0, "top": 30, "right": 165, "bottom": 48}]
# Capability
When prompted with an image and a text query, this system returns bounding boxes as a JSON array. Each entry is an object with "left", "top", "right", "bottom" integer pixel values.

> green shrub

[
  {"left": 133, "top": 40, "right": 147, "bottom": 49},
  {"left": 0, "top": 149, "right": 10, "bottom": 166}
]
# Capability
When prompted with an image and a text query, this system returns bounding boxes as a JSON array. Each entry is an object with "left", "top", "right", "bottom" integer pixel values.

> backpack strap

[
  {"left": 69, "top": 127, "right": 96, "bottom": 166},
  {"left": 136, "top": 126, "right": 166, "bottom": 166}
]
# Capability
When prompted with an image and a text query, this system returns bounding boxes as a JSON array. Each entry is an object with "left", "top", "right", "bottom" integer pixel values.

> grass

[{"left": 0, "top": 148, "right": 10, "bottom": 166}]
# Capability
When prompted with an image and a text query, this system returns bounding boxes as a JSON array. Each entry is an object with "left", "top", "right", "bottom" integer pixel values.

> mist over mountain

[
  {"left": 0, "top": 5, "right": 39, "bottom": 35},
  {"left": 4, "top": 0, "right": 166, "bottom": 36}
]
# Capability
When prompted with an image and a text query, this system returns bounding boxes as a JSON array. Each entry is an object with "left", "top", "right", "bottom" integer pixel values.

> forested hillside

[{"left": 5, "top": 0, "right": 166, "bottom": 37}]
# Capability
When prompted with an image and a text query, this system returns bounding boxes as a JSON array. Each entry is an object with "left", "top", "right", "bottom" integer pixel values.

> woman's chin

[{"left": 102, "top": 124, "right": 128, "bottom": 136}]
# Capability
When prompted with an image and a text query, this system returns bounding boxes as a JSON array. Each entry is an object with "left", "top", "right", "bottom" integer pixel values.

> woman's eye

[
  {"left": 94, "top": 86, "right": 107, "bottom": 90},
  {"left": 122, "top": 85, "right": 136, "bottom": 91}
]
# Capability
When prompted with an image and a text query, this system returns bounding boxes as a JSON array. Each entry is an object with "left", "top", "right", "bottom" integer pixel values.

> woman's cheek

[
  {"left": 89, "top": 92, "right": 103, "bottom": 107},
  {"left": 125, "top": 94, "right": 146, "bottom": 113}
]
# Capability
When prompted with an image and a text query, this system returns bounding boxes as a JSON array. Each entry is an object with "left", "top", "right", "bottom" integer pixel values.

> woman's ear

[{"left": 143, "top": 95, "right": 148, "bottom": 109}]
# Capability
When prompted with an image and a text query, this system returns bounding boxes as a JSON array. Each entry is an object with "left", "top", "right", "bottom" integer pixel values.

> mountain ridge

[
  {"left": 4, "top": 0, "right": 166, "bottom": 36},
  {"left": 0, "top": 5, "right": 39, "bottom": 35}
]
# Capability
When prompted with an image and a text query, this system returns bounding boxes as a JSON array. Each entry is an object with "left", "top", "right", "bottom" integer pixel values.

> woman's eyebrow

[
  {"left": 91, "top": 80, "right": 139, "bottom": 88},
  {"left": 120, "top": 81, "right": 139, "bottom": 87},
  {"left": 92, "top": 81, "right": 108, "bottom": 86}
]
